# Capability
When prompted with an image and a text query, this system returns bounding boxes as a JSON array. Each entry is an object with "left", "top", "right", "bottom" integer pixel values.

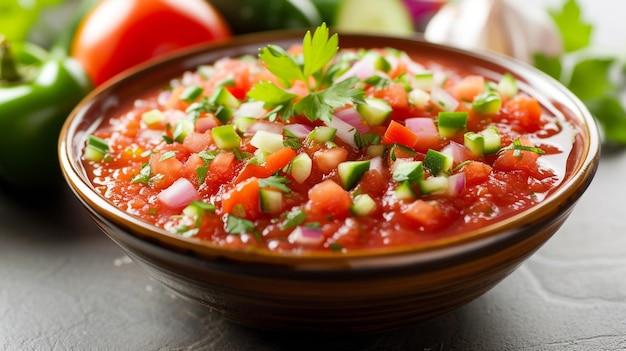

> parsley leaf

[
  {"left": 549, "top": 0, "right": 592, "bottom": 53},
  {"left": 226, "top": 214, "right": 255, "bottom": 234},
  {"left": 280, "top": 209, "right": 307, "bottom": 230},
  {"left": 259, "top": 175, "right": 291, "bottom": 193},
  {"left": 302, "top": 22, "right": 338, "bottom": 81}
]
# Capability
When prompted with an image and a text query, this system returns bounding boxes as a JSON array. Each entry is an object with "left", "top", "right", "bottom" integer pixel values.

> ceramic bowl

[{"left": 58, "top": 30, "right": 600, "bottom": 333}]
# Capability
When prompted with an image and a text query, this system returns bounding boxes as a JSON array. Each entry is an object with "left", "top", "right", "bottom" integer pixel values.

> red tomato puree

[{"left": 82, "top": 42, "right": 578, "bottom": 254}]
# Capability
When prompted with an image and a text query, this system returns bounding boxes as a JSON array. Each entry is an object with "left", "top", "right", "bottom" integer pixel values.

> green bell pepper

[{"left": 0, "top": 36, "right": 92, "bottom": 189}]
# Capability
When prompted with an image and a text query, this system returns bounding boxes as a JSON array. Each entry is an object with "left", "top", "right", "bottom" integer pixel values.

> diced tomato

[
  {"left": 208, "top": 151, "right": 237, "bottom": 183},
  {"left": 382, "top": 120, "right": 418, "bottom": 148},
  {"left": 149, "top": 152, "right": 183, "bottom": 190},
  {"left": 493, "top": 137, "right": 543, "bottom": 179},
  {"left": 182, "top": 131, "right": 211, "bottom": 153},
  {"left": 164, "top": 85, "right": 190, "bottom": 111},
  {"left": 314, "top": 147, "right": 349, "bottom": 173},
  {"left": 356, "top": 169, "right": 387, "bottom": 198},
  {"left": 500, "top": 94, "right": 543, "bottom": 132},
  {"left": 401, "top": 199, "right": 454, "bottom": 231},
  {"left": 264, "top": 146, "right": 298, "bottom": 174},
  {"left": 460, "top": 161, "right": 492, "bottom": 186},
  {"left": 307, "top": 179, "right": 352, "bottom": 218},
  {"left": 371, "top": 83, "right": 408, "bottom": 110},
  {"left": 235, "top": 163, "right": 272, "bottom": 184},
  {"left": 221, "top": 177, "right": 260, "bottom": 219},
  {"left": 183, "top": 153, "right": 205, "bottom": 184},
  {"left": 452, "top": 75, "right": 485, "bottom": 102}
]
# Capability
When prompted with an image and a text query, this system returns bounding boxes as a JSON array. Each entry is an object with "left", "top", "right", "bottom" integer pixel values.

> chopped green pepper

[{"left": 0, "top": 36, "right": 92, "bottom": 188}]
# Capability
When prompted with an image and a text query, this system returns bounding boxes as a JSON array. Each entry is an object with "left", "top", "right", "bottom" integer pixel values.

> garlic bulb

[{"left": 424, "top": 0, "right": 563, "bottom": 63}]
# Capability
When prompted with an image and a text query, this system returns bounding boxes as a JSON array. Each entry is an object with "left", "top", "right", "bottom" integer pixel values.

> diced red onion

[
  {"left": 283, "top": 123, "right": 312, "bottom": 139},
  {"left": 234, "top": 101, "right": 266, "bottom": 119},
  {"left": 446, "top": 172, "right": 466, "bottom": 197},
  {"left": 195, "top": 116, "right": 218, "bottom": 133},
  {"left": 327, "top": 115, "right": 358, "bottom": 148},
  {"left": 158, "top": 178, "right": 199, "bottom": 209},
  {"left": 431, "top": 87, "right": 459, "bottom": 111},
  {"left": 442, "top": 141, "right": 471, "bottom": 164},
  {"left": 369, "top": 156, "right": 383, "bottom": 174},
  {"left": 248, "top": 120, "right": 284, "bottom": 135},
  {"left": 157, "top": 90, "right": 172, "bottom": 106},
  {"left": 405, "top": 117, "right": 437, "bottom": 137},
  {"left": 335, "top": 108, "right": 369, "bottom": 134},
  {"left": 335, "top": 58, "right": 376, "bottom": 82},
  {"left": 288, "top": 226, "right": 324, "bottom": 245}
]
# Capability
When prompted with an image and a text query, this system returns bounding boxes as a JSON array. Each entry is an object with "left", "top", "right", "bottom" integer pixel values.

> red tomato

[{"left": 71, "top": 0, "right": 231, "bottom": 86}]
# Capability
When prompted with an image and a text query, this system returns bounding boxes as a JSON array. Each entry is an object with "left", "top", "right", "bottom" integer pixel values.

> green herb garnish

[
  {"left": 226, "top": 214, "right": 255, "bottom": 234},
  {"left": 498, "top": 139, "right": 545, "bottom": 157}
]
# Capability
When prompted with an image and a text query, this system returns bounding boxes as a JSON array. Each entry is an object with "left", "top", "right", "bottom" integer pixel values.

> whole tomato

[{"left": 70, "top": 0, "right": 231, "bottom": 86}]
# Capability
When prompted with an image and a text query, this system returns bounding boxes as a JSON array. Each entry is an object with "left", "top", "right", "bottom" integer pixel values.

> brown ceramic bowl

[{"left": 58, "top": 30, "right": 600, "bottom": 333}]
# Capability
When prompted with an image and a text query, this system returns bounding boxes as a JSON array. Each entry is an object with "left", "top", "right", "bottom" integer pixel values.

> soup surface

[{"left": 82, "top": 27, "right": 577, "bottom": 253}]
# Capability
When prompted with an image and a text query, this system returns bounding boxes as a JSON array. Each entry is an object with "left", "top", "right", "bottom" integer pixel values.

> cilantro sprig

[
  {"left": 247, "top": 23, "right": 365, "bottom": 124},
  {"left": 534, "top": 0, "right": 626, "bottom": 144}
]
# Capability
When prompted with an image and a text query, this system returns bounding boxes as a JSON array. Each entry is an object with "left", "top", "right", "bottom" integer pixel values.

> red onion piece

[
  {"left": 195, "top": 116, "right": 218, "bottom": 133},
  {"left": 446, "top": 172, "right": 466, "bottom": 196},
  {"left": 442, "top": 141, "right": 471, "bottom": 164},
  {"left": 288, "top": 226, "right": 324, "bottom": 245},
  {"left": 335, "top": 108, "right": 369, "bottom": 134},
  {"left": 284, "top": 123, "right": 313, "bottom": 139},
  {"left": 158, "top": 178, "right": 199, "bottom": 209},
  {"left": 248, "top": 120, "right": 284, "bottom": 135},
  {"left": 234, "top": 101, "right": 266, "bottom": 119},
  {"left": 327, "top": 115, "right": 358, "bottom": 148}
]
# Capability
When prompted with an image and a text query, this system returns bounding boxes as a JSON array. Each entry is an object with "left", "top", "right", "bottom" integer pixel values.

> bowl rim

[{"left": 58, "top": 30, "right": 601, "bottom": 269}]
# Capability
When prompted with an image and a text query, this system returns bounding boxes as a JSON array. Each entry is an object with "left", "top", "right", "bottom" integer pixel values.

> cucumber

[
  {"left": 334, "top": 0, "right": 414, "bottom": 36},
  {"left": 481, "top": 126, "right": 501, "bottom": 154},
  {"left": 395, "top": 181, "right": 416, "bottom": 200},
  {"left": 350, "top": 194, "right": 376, "bottom": 216},
  {"left": 338, "top": 160, "right": 371, "bottom": 190},
  {"left": 418, "top": 175, "right": 449, "bottom": 195},
  {"left": 472, "top": 91, "right": 502, "bottom": 115},
  {"left": 357, "top": 98, "right": 392, "bottom": 126},
  {"left": 306, "top": 126, "right": 337, "bottom": 143},
  {"left": 179, "top": 85, "right": 204, "bottom": 102},
  {"left": 437, "top": 111, "right": 468, "bottom": 138},
  {"left": 392, "top": 160, "right": 424, "bottom": 184},
  {"left": 290, "top": 153, "right": 313, "bottom": 184},
  {"left": 173, "top": 118, "right": 195, "bottom": 143},
  {"left": 250, "top": 130, "right": 284, "bottom": 153},
  {"left": 424, "top": 149, "right": 453, "bottom": 176},
  {"left": 413, "top": 71, "right": 435, "bottom": 91},
  {"left": 209, "top": 85, "right": 240, "bottom": 109},
  {"left": 464, "top": 132, "right": 485, "bottom": 157},
  {"left": 210, "top": 0, "right": 322, "bottom": 35},
  {"left": 498, "top": 72, "right": 518, "bottom": 99},
  {"left": 211, "top": 125, "right": 241, "bottom": 150},
  {"left": 260, "top": 188, "right": 283, "bottom": 214}
]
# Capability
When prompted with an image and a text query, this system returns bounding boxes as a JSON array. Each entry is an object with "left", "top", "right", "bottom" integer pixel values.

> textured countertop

[{"left": 2, "top": 0, "right": 626, "bottom": 350}]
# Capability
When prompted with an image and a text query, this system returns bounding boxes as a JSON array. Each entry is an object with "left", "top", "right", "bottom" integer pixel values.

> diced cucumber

[
  {"left": 351, "top": 194, "right": 377, "bottom": 217},
  {"left": 392, "top": 160, "right": 424, "bottom": 184},
  {"left": 141, "top": 109, "right": 165, "bottom": 126},
  {"left": 366, "top": 144, "right": 386, "bottom": 158},
  {"left": 407, "top": 88, "right": 430, "bottom": 108},
  {"left": 250, "top": 130, "right": 284, "bottom": 153},
  {"left": 498, "top": 72, "right": 518, "bottom": 99},
  {"left": 424, "top": 149, "right": 453, "bottom": 176},
  {"left": 472, "top": 91, "right": 502, "bottom": 115},
  {"left": 234, "top": 116, "right": 257, "bottom": 133},
  {"left": 388, "top": 143, "right": 416, "bottom": 160},
  {"left": 464, "top": 132, "right": 485, "bottom": 157},
  {"left": 338, "top": 160, "right": 371, "bottom": 190},
  {"left": 413, "top": 71, "right": 435, "bottom": 91},
  {"left": 290, "top": 153, "right": 312, "bottom": 184},
  {"left": 395, "top": 181, "right": 416, "bottom": 200},
  {"left": 211, "top": 125, "right": 241, "bottom": 150},
  {"left": 260, "top": 188, "right": 283, "bottom": 214},
  {"left": 374, "top": 55, "right": 391, "bottom": 73},
  {"left": 418, "top": 175, "right": 449, "bottom": 194},
  {"left": 84, "top": 145, "right": 106, "bottom": 162},
  {"left": 437, "top": 111, "right": 468, "bottom": 138},
  {"left": 173, "top": 118, "right": 194, "bottom": 143},
  {"left": 209, "top": 85, "right": 240, "bottom": 109},
  {"left": 334, "top": 0, "right": 414, "bottom": 36},
  {"left": 306, "top": 126, "right": 337, "bottom": 143},
  {"left": 481, "top": 126, "right": 501, "bottom": 154},
  {"left": 179, "top": 85, "right": 204, "bottom": 102},
  {"left": 357, "top": 98, "right": 392, "bottom": 126},
  {"left": 214, "top": 105, "right": 233, "bottom": 125}
]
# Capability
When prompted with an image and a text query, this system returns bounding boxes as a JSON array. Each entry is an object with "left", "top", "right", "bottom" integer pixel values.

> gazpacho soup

[{"left": 82, "top": 25, "right": 579, "bottom": 254}]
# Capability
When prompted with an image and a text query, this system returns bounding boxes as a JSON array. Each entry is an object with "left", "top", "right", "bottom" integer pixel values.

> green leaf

[
  {"left": 302, "top": 23, "right": 338, "bottom": 79},
  {"left": 585, "top": 97, "right": 626, "bottom": 144},
  {"left": 567, "top": 58, "right": 615, "bottom": 101},
  {"left": 258, "top": 44, "right": 304, "bottom": 86},
  {"left": 247, "top": 81, "right": 298, "bottom": 109},
  {"left": 259, "top": 175, "right": 291, "bottom": 193},
  {"left": 533, "top": 53, "right": 563, "bottom": 81},
  {"left": 549, "top": 0, "right": 593, "bottom": 53},
  {"left": 280, "top": 209, "right": 306, "bottom": 231},
  {"left": 225, "top": 214, "right": 255, "bottom": 234}
]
